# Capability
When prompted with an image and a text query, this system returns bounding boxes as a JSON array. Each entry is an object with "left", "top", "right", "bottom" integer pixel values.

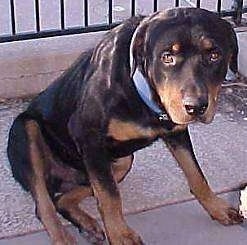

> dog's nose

[{"left": 183, "top": 99, "right": 208, "bottom": 116}]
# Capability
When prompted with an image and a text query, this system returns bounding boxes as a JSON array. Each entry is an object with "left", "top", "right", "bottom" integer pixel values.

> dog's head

[{"left": 130, "top": 8, "right": 238, "bottom": 124}]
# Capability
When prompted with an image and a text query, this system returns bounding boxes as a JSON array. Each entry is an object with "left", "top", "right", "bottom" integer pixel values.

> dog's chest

[
  {"left": 106, "top": 118, "right": 186, "bottom": 157},
  {"left": 107, "top": 119, "right": 165, "bottom": 141}
]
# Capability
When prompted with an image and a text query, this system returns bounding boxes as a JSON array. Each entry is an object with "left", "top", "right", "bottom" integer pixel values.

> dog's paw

[
  {"left": 78, "top": 219, "right": 105, "bottom": 245},
  {"left": 53, "top": 227, "right": 77, "bottom": 245},
  {"left": 79, "top": 228, "right": 105, "bottom": 245},
  {"left": 203, "top": 196, "right": 243, "bottom": 225},
  {"left": 108, "top": 227, "right": 144, "bottom": 245}
]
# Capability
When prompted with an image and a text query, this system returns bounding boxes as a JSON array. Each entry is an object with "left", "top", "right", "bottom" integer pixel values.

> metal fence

[{"left": 0, "top": 0, "right": 246, "bottom": 43}]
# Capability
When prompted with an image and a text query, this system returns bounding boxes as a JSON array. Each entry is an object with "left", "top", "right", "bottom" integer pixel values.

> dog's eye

[
  {"left": 209, "top": 52, "right": 220, "bottom": 62},
  {"left": 161, "top": 52, "right": 174, "bottom": 64}
]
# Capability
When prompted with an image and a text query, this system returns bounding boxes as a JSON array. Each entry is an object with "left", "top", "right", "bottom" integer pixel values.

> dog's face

[{"left": 130, "top": 8, "right": 238, "bottom": 124}]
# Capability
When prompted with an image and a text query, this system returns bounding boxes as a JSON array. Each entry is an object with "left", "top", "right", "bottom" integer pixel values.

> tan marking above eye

[
  {"left": 171, "top": 43, "right": 181, "bottom": 53},
  {"left": 201, "top": 38, "right": 213, "bottom": 50}
]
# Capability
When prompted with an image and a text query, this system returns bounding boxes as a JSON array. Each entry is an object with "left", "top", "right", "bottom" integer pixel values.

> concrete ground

[
  {"left": 1, "top": 192, "right": 247, "bottom": 245},
  {"left": 0, "top": 91, "right": 247, "bottom": 244}
]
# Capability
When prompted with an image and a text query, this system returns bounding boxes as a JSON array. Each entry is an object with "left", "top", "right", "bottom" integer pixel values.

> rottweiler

[{"left": 7, "top": 7, "right": 243, "bottom": 245}]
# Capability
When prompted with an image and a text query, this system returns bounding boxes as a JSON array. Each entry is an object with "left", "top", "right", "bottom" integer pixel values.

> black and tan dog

[{"left": 7, "top": 7, "right": 243, "bottom": 245}]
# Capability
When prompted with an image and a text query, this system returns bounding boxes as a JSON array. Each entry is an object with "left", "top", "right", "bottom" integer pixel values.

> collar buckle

[{"left": 158, "top": 113, "right": 169, "bottom": 121}]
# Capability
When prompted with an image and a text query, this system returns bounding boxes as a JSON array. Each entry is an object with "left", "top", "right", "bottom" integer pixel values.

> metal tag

[{"left": 158, "top": 113, "right": 169, "bottom": 121}]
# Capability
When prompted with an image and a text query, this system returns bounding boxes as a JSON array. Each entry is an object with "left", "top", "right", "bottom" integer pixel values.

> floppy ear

[
  {"left": 129, "top": 11, "right": 170, "bottom": 77},
  {"left": 129, "top": 22, "right": 149, "bottom": 77}
]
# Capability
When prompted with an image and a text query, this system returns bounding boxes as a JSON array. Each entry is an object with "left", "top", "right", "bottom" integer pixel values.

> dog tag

[
  {"left": 158, "top": 113, "right": 169, "bottom": 121},
  {"left": 239, "top": 185, "right": 247, "bottom": 219}
]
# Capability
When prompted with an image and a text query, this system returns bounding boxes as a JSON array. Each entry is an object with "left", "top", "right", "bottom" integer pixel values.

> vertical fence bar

[
  {"left": 60, "top": 0, "right": 65, "bottom": 29},
  {"left": 131, "top": 0, "right": 135, "bottom": 17},
  {"left": 10, "top": 0, "right": 16, "bottom": 35},
  {"left": 153, "top": 0, "right": 158, "bottom": 12},
  {"left": 84, "top": 0, "right": 88, "bottom": 26},
  {"left": 217, "top": 0, "right": 222, "bottom": 14},
  {"left": 175, "top": 0, "right": 179, "bottom": 7},
  {"left": 35, "top": 0, "right": 40, "bottom": 32},
  {"left": 196, "top": 0, "right": 201, "bottom": 8},
  {"left": 108, "top": 0, "right": 112, "bottom": 24}
]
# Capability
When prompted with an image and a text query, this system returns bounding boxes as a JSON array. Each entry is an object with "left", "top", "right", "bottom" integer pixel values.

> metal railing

[{"left": 0, "top": 0, "right": 246, "bottom": 43}]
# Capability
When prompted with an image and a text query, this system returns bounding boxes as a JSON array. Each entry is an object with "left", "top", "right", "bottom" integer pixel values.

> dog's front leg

[
  {"left": 83, "top": 149, "right": 143, "bottom": 245},
  {"left": 164, "top": 128, "right": 243, "bottom": 225},
  {"left": 69, "top": 108, "right": 143, "bottom": 244}
]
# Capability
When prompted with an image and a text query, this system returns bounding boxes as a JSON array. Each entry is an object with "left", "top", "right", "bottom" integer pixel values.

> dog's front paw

[
  {"left": 79, "top": 220, "right": 105, "bottom": 245},
  {"left": 52, "top": 227, "right": 77, "bottom": 245},
  {"left": 202, "top": 196, "right": 243, "bottom": 225},
  {"left": 108, "top": 226, "right": 144, "bottom": 245}
]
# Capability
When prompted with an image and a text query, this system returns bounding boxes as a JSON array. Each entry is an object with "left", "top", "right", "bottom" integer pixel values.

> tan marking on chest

[
  {"left": 108, "top": 119, "right": 164, "bottom": 141},
  {"left": 171, "top": 124, "right": 188, "bottom": 132}
]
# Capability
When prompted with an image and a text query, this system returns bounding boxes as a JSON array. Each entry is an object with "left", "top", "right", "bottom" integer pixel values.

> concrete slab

[
  {"left": 1, "top": 192, "right": 246, "bottom": 245},
  {"left": 0, "top": 99, "right": 247, "bottom": 239},
  {"left": 0, "top": 31, "right": 105, "bottom": 98},
  {"left": 127, "top": 192, "right": 247, "bottom": 245}
]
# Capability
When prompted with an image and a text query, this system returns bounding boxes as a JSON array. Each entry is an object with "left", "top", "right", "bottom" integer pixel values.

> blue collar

[{"left": 132, "top": 68, "right": 169, "bottom": 121}]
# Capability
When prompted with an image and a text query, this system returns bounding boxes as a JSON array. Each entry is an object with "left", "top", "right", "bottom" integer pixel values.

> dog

[{"left": 7, "top": 7, "right": 243, "bottom": 245}]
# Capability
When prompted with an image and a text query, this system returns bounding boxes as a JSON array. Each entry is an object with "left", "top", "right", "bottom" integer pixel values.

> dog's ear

[
  {"left": 129, "top": 22, "right": 149, "bottom": 77},
  {"left": 130, "top": 11, "right": 170, "bottom": 77}
]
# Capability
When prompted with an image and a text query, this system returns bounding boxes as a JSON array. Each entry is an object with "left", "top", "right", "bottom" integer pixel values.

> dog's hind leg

[
  {"left": 55, "top": 155, "right": 134, "bottom": 244},
  {"left": 55, "top": 186, "right": 105, "bottom": 244},
  {"left": 25, "top": 121, "right": 76, "bottom": 245}
]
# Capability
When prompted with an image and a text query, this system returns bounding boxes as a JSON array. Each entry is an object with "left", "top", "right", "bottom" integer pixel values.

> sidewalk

[
  {"left": 1, "top": 192, "right": 246, "bottom": 245},
  {"left": 0, "top": 97, "right": 247, "bottom": 244}
]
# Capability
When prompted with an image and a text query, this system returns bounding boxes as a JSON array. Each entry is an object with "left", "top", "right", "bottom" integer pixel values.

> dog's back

[{"left": 7, "top": 50, "right": 93, "bottom": 190}]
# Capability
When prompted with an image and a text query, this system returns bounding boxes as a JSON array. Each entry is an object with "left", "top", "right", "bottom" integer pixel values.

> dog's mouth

[{"left": 166, "top": 111, "right": 213, "bottom": 125}]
